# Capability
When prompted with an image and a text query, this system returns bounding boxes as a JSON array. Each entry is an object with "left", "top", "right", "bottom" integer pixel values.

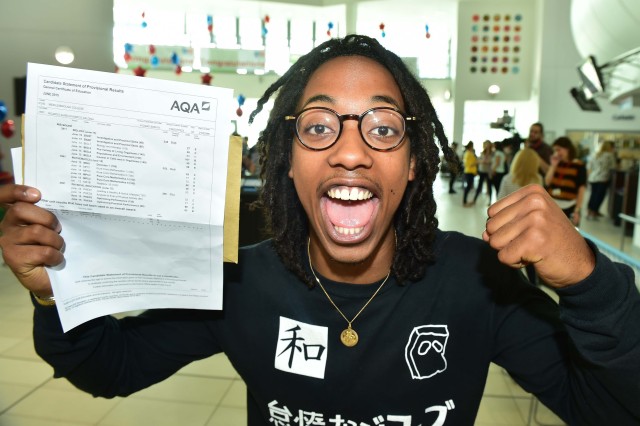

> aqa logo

[{"left": 171, "top": 100, "right": 210, "bottom": 114}]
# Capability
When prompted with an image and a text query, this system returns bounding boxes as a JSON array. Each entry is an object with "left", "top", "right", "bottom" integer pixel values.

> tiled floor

[{"left": 0, "top": 174, "right": 636, "bottom": 425}]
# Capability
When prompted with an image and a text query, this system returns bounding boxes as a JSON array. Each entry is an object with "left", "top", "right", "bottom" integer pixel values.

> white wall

[
  {"left": 452, "top": 0, "right": 538, "bottom": 143},
  {"left": 451, "top": 0, "right": 640, "bottom": 144},
  {"left": 0, "top": 0, "right": 114, "bottom": 176}
]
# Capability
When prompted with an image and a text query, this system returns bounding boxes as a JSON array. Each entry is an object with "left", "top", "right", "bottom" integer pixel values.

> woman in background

[
  {"left": 490, "top": 141, "right": 507, "bottom": 198},
  {"left": 473, "top": 140, "right": 494, "bottom": 205},
  {"left": 497, "top": 148, "right": 542, "bottom": 199},
  {"left": 497, "top": 148, "right": 542, "bottom": 285},
  {"left": 462, "top": 141, "right": 478, "bottom": 207},
  {"left": 586, "top": 141, "right": 616, "bottom": 220},
  {"left": 545, "top": 137, "right": 587, "bottom": 227}
]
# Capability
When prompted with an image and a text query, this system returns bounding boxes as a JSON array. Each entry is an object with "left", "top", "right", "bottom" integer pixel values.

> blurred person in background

[
  {"left": 545, "top": 137, "right": 587, "bottom": 227},
  {"left": 586, "top": 141, "right": 616, "bottom": 220}
]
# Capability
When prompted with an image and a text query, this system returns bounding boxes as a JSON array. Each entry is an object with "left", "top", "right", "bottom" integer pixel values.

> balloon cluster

[
  {"left": 141, "top": 11, "right": 147, "bottom": 28},
  {"left": 262, "top": 15, "right": 270, "bottom": 38},
  {"left": 327, "top": 22, "right": 334, "bottom": 37},
  {"left": 124, "top": 43, "right": 133, "bottom": 63},
  {"left": 379, "top": 23, "right": 386, "bottom": 38},
  {"left": 207, "top": 15, "right": 214, "bottom": 43},
  {"left": 0, "top": 101, "right": 15, "bottom": 138},
  {"left": 425, "top": 23, "right": 431, "bottom": 39},
  {"left": 236, "top": 94, "right": 246, "bottom": 117}
]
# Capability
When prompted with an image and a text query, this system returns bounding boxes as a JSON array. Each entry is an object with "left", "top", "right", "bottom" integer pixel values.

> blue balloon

[
  {"left": 124, "top": 43, "right": 133, "bottom": 53},
  {"left": 207, "top": 15, "right": 213, "bottom": 25},
  {"left": 171, "top": 52, "right": 180, "bottom": 65},
  {"left": 328, "top": 22, "right": 334, "bottom": 29},
  {"left": 141, "top": 21, "right": 147, "bottom": 28},
  {"left": 150, "top": 55, "right": 159, "bottom": 67},
  {"left": 0, "top": 104, "right": 7, "bottom": 122}
]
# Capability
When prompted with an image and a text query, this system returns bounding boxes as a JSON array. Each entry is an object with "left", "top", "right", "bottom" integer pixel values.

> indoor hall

[{"left": 0, "top": 0, "right": 639, "bottom": 425}]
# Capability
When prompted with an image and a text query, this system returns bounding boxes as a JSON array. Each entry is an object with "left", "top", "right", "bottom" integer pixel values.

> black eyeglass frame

[{"left": 284, "top": 106, "right": 417, "bottom": 152}]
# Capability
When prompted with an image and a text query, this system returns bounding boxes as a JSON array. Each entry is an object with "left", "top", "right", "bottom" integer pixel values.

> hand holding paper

[{"left": 14, "top": 63, "right": 237, "bottom": 331}]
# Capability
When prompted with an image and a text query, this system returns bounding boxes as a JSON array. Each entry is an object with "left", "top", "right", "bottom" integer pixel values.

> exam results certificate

[{"left": 24, "top": 63, "right": 233, "bottom": 332}]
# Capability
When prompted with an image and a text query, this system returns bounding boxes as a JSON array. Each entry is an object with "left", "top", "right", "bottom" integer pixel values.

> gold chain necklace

[{"left": 307, "top": 238, "right": 391, "bottom": 347}]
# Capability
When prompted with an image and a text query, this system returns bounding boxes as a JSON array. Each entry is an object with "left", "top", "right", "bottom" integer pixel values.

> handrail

[
  {"left": 580, "top": 229, "right": 640, "bottom": 290},
  {"left": 618, "top": 213, "right": 640, "bottom": 251}
]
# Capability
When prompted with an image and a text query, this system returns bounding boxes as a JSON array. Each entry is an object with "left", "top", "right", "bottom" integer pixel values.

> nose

[{"left": 327, "top": 120, "right": 374, "bottom": 170}]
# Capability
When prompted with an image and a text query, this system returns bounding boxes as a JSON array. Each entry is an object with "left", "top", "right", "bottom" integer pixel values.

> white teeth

[
  {"left": 334, "top": 226, "right": 364, "bottom": 235},
  {"left": 327, "top": 187, "right": 373, "bottom": 201}
]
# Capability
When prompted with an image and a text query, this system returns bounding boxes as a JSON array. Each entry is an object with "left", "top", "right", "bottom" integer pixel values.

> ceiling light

[
  {"left": 55, "top": 46, "right": 75, "bottom": 65},
  {"left": 488, "top": 84, "right": 501, "bottom": 95}
]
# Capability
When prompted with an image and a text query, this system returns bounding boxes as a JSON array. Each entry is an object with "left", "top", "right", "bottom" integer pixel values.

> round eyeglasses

[{"left": 284, "top": 106, "right": 417, "bottom": 151}]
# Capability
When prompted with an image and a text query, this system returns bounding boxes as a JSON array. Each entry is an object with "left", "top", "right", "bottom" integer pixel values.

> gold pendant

[{"left": 340, "top": 326, "right": 358, "bottom": 347}]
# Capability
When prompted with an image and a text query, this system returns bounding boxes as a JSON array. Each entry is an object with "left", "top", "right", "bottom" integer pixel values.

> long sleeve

[
  {"left": 554, "top": 242, "right": 640, "bottom": 421},
  {"left": 32, "top": 301, "right": 221, "bottom": 398},
  {"left": 493, "top": 241, "right": 640, "bottom": 425}
]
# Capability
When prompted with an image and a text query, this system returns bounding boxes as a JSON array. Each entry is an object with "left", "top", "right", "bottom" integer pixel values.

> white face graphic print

[{"left": 405, "top": 325, "right": 449, "bottom": 379}]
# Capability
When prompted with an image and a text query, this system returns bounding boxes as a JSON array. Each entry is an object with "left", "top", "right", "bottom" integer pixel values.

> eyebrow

[{"left": 300, "top": 94, "right": 402, "bottom": 110}]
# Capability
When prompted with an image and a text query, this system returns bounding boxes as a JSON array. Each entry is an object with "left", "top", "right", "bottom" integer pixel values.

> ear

[{"left": 408, "top": 155, "right": 416, "bottom": 181}]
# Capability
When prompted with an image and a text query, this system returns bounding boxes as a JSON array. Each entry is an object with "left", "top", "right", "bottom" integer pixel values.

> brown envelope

[{"left": 224, "top": 135, "right": 242, "bottom": 263}]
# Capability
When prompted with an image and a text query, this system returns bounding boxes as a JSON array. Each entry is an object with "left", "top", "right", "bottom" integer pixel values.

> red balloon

[
  {"left": 149, "top": 44, "right": 156, "bottom": 54},
  {"left": 1, "top": 119, "right": 15, "bottom": 138},
  {"left": 236, "top": 107, "right": 243, "bottom": 117},
  {"left": 264, "top": 15, "right": 270, "bottom": 23},
  {"left": 379, "top": 23, "right": 385, "bottom": 30},
  {"left": 208, "top": 24, "right": 213, "bottom": 32},
  {"left": 124, "top": 52, "right": 132, "bottom": 62},
  {"left": 175, "top": 65, "right": 182, "bottom": 75}
]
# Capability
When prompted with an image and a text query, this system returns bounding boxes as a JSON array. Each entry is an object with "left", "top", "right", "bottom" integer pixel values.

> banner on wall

[
  {"left": 124, "top": 45, "right": 195, "bottom": 69},
  {"left": 123, "top": 45, "right": 265, "bottom": 73},
  {"left": 200, "top": 48, "right": 266, "bottom": 72}
]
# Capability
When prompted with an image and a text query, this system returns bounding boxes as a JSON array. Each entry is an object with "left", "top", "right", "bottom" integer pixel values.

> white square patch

[{"left": 274, "top": 316, "right": 328, "bottom": 379}]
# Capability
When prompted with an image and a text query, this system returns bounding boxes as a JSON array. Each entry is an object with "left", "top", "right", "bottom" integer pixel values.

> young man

[
  {"left": 526, "top": 122, "right": 553, "bottom": 173},
  {"left": 0, "top": 35, "right": 638, "bottom": 425}
]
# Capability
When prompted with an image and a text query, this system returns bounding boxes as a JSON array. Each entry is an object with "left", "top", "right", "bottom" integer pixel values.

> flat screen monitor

[
  {"left": 570, "top": 87, "right": 601, "bottom": 112},
  {"left": 577, "top": 55, "right": 605, "bottom": 97}
]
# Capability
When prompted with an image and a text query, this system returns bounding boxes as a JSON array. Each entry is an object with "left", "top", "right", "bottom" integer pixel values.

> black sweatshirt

[{"left": 33, "top": 230, "right": 640, "bottom": 425}]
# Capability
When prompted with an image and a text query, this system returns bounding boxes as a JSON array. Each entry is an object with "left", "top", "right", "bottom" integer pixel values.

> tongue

[{"left": 325, "top": 198, "right": 375, "bottom": 227}]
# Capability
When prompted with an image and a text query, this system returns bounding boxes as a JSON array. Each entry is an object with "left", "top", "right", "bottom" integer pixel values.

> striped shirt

[{"left": 547, "top": 160, "right": 587, "bottom": 207}]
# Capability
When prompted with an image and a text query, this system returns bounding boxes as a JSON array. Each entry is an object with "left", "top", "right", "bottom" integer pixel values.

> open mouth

[{"left": 324, "top": 186, "right": 378, "bottom": 238}]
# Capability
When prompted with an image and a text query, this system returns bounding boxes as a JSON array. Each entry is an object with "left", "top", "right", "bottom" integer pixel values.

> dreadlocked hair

[{"left": 248, "top": 34, "right": 458, "bottom": 288}]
